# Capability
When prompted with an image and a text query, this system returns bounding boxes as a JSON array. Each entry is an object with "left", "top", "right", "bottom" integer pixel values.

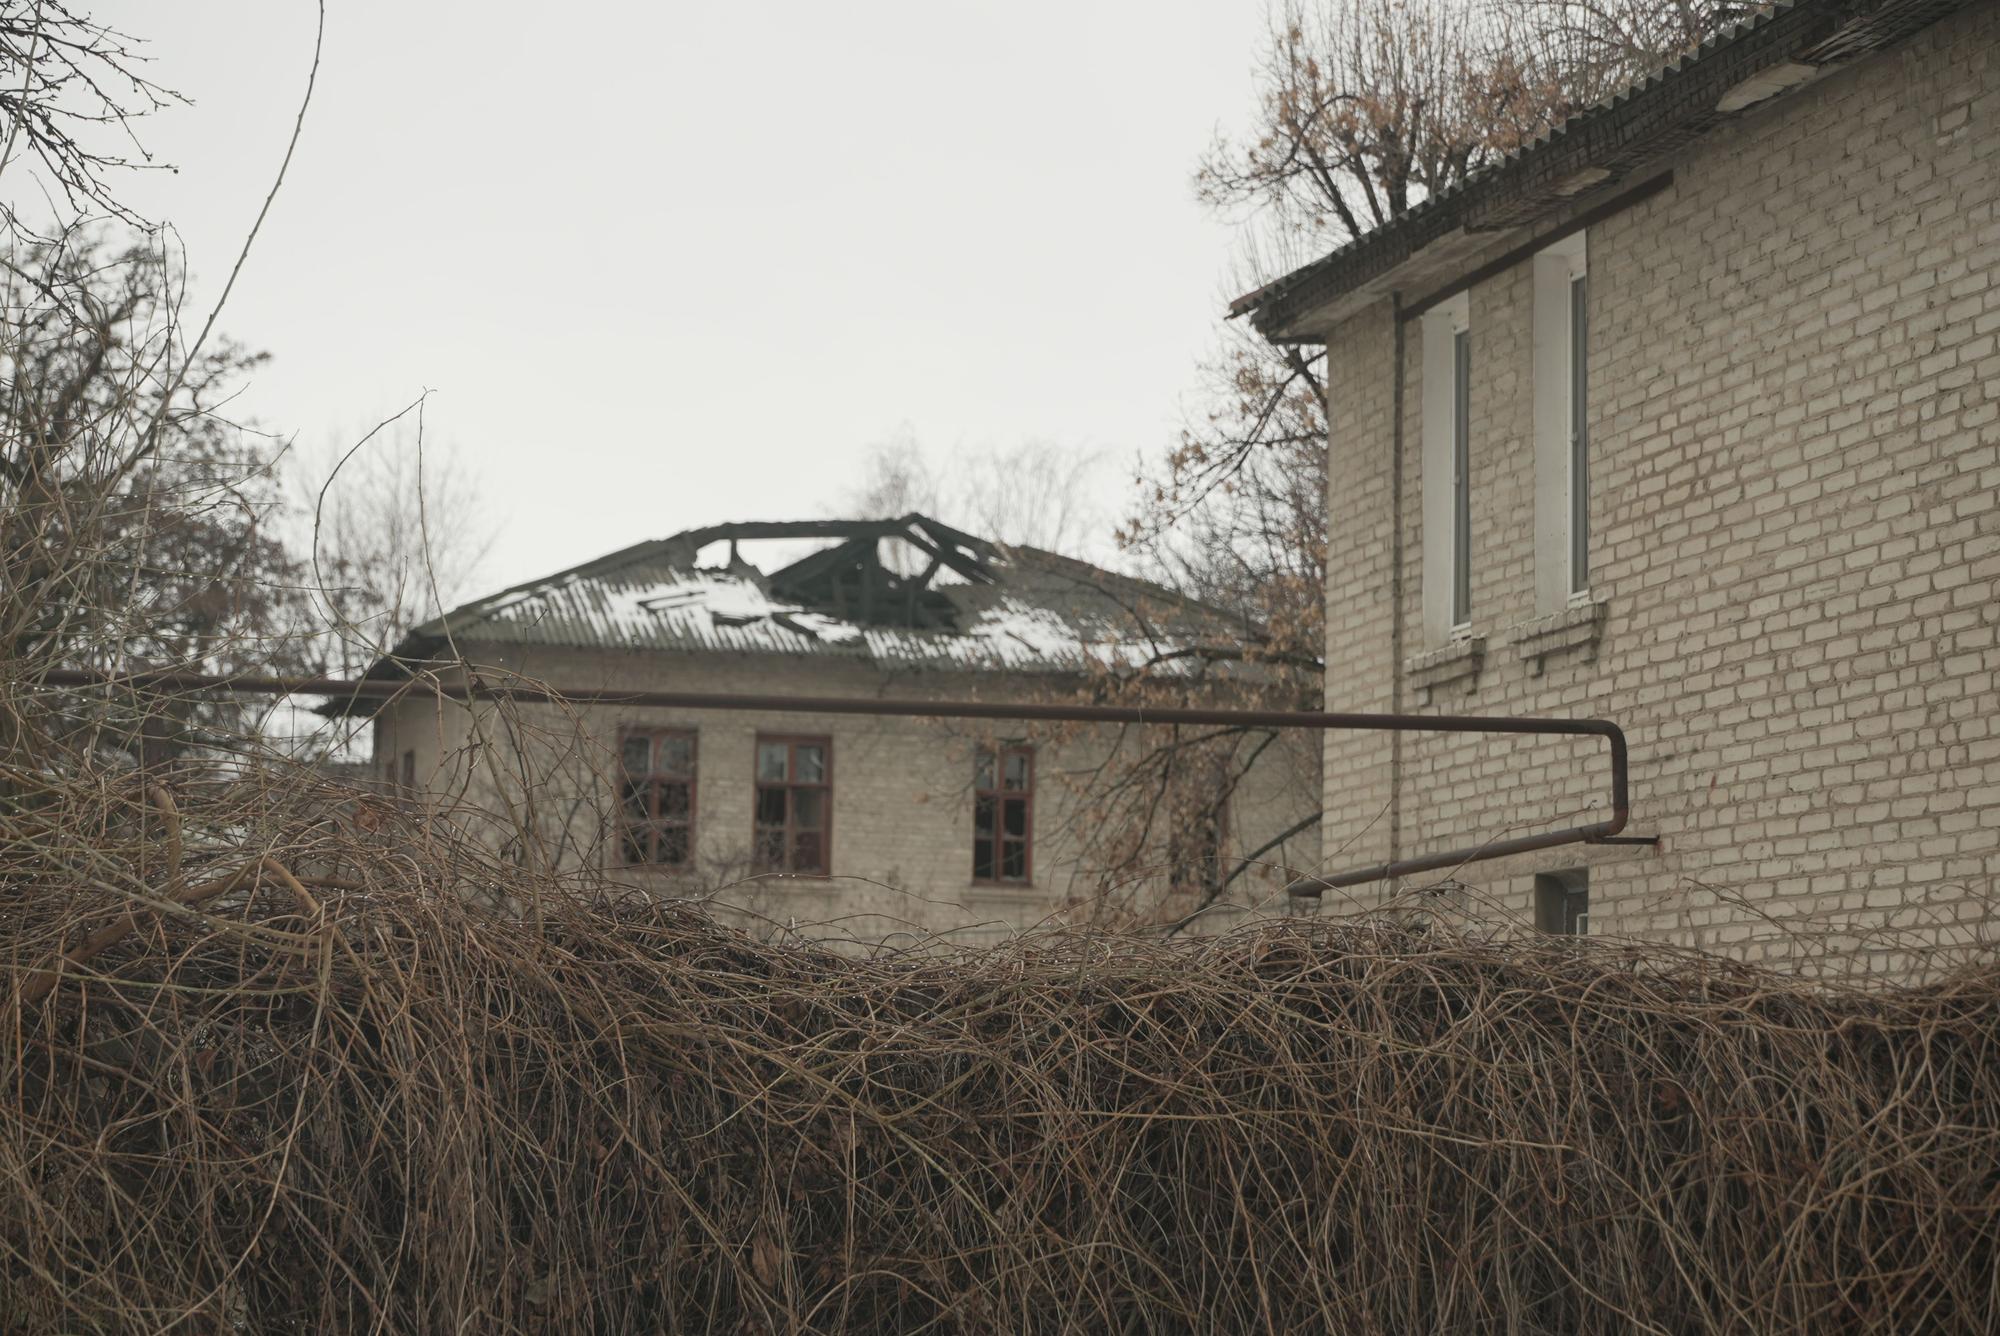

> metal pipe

[{"left": 30, "top": 667, "right": 1640, "bottom": 890}]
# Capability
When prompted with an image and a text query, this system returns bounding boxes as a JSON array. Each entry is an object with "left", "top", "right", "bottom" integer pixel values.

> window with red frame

[
  {"left": 619, "top": 728, "right": 697, "bottom": 869},
  {"left": 754, "top": 736, "right": 830, "bottom": 875},
  {"left": 973, "top": 744, "right": 1032, "bottom": 884}
]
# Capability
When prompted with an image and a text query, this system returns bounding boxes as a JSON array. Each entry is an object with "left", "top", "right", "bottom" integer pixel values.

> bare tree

[
  {"left": 0, "top": 1, "right": 322, "bottom": 770},
  {"left": 301, "top": 419, "right": 497, "bottom": 674},
  {"left": 845, "top": 430, "right": 1106, "bottom": 558},
  {"left": 846, "top": 432, "right": 939, "bottom": 522},
  {"left": 0, "top": 2, "right": 187, "bottom": 240},
  {"left": 1494, "top": 0, "right": 1756, "bottom": 105},
  {"left": 0, "top": 232, "right": 306, "bottom": 763},
  {"left": 1197, "top": 0, "right": 1569, "bottom": 250}
]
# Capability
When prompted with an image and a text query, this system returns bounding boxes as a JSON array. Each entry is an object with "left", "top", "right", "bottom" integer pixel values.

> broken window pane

[
  {"left": 973, "top": 747, "right": 1031, "bottom": 882},
  {"left": 793, "top": 832, "right": 822, "bottom": 873},
  {"left": 622, "top": 824, "right": 650, "bottom": 865},
  {"left": 753, "top": 829, "right": 784, "bottom": 869},
  {"left": 621, "top": 780, "right": 650, "bottom": 822},
  {"left": 757, "top": 743, "right": 788, "bottom": 782},
  {"left": 658, "top": 826, "right": 690, "bottom": 868},
  {"left": 795, "top": 745, "right": 825, "bottom": 784},
  {"left": 658, "top": 735, "right": 694, "bottom": 776},
  {"left": 621, "top": 731, "right": 699, "bottom": 866},
  {"left": 659, "top": 781, "right": 691, "bottom": 820}
]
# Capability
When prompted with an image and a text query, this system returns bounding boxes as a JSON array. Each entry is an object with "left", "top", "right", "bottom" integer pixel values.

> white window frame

[
  {"left": 1533, "top": 232, "right": 1590, "bottom": 614},
  {"left": 1421, "top": 293, "right": 1473, "bottom": 644}
]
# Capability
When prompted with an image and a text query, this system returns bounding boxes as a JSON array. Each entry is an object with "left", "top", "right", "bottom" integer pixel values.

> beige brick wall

[
  {"left": 1317, "top": 5, "right": 2000, "bottom": 974},
  {"left": 375, "top": 645, "right": 1321, "bottom": 946},
  {"left": 1320, "top": 303, "right": 1402, "bottom": 873}
]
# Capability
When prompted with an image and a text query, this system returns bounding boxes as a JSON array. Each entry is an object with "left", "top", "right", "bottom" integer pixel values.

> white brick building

[
  {"left": 1235, "top": 0, "right": 1999, "bottom": 970},
  {"left": 354, "top": 516, "right": 1319, "bottom": 945}
]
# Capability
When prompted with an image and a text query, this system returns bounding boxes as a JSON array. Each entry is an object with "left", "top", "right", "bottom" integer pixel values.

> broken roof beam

[
  {"left": 666, "top": 516, "right": 996, "bottom": 589},
  {"left": 698, "top": 519, "right": 912, "bottom": 542},
  {"left": 905, "top": 514, "right": 997, "bottom": 562},
  {"left": 765, "top": 536, "right": 881, "bottom": 596},
  {"left": 898, "top": 526, "right": 996, "bottom": 587},
  {"left": 660, "top": 519, "right": 911, "bottom": 569}
]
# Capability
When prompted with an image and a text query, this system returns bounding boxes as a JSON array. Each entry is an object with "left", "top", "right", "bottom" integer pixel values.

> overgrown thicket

[
  {"left": 6, "top": 5, "right": 1999, "bottom": 1333},
  {"left": 4, "top": 771, "right": 1998, "bottom": 1334}
]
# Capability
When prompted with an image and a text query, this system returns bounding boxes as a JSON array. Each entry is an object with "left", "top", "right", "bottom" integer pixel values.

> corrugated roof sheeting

[
  {"left": 1237, "top": 0, "right": 1984, "bottom": 337},
  {"left": 410, "top": 533, "right": 1257, "bottom": 679}
]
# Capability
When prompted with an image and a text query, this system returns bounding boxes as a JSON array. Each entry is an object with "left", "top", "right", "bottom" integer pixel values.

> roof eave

[{"left": 1236, "top": 0, "right": 1979, "bottom": 341}]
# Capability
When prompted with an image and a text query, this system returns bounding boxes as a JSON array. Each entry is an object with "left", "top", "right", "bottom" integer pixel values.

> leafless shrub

[{"left": 3, "top": 757, "right": 1997, "bottom": 1332}]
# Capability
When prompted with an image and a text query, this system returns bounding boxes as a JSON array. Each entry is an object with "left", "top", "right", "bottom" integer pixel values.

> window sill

[
  {"left": 969, "top": 880, "right": 1038, "bottom": 896},
  {"left": 1509, "top": 598, "right": 1609, "bottom": 675},
  {"left": 1405, "top": 635, "right": 1486, "bottom": 704}
]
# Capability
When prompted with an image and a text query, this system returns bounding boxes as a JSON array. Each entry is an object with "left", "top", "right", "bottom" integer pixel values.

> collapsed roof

[
  {"left": 357, "top": 514, "right": 1263, "bottom": 685},
  {"left": 1233, "top": 0, "right": 1982, "bottom": 341}
]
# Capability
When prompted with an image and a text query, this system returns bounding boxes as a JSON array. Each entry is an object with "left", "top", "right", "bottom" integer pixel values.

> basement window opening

[{"left": 1535, "top": 868, "right": 1589, "bottom": 935}]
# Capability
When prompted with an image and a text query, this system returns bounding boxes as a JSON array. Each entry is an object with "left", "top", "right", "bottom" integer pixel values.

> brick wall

[
  {"left": 1320, "top": 303, "right": 1401, "bottom": 873},
  {"left": 375, "top": 645, "right": 1321, "bottom": 946},
  {"left": 1317, "top": 5, "right": 2000, "bottom": 974}
]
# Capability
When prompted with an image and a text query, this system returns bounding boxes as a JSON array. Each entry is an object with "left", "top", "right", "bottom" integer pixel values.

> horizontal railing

[{"left": 32, "top": 667, "right": 1645, "bottom": 891}]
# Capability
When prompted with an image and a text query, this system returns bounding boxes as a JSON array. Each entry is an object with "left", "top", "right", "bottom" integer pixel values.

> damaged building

[{"left": 346, "top": 515, "right": 1321, "bottom": 944}]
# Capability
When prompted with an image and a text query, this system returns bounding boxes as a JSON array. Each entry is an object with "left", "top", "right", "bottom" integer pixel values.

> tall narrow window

[
  {"left": 973, "top": 744, "right": 1033, "bottom": 884},
  {"left": 1452, "top": 328, "right": 1473, "bottom": 627},
  {"left": 620, "top": 728, "right": 697, "bottom": 868},
  {"left": 1421, "top": 293, "right": 1473, "bottom": 643},
  {"left": 754, "top": 736, "right": 830, "bottom": 875},
  {"left": 1534, "top": 232, "right": 1589, "bottom": 612},
  {"left": 1569, "top": 272, "right": 1590, "bottom": 594}
]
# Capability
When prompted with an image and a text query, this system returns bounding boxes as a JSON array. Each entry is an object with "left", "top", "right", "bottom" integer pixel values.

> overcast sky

[{"left": 97, "top": 2, "right": 1273, "bottom": 595}]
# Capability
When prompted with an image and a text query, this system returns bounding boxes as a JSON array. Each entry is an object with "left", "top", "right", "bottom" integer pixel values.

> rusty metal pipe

[{"left": 30, "top": 667, "right": 1638, "bottom": 890}]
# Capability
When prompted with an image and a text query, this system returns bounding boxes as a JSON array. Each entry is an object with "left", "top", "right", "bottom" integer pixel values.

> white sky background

[{"left": 95, "top": 2, "right": 1273, "bottom": 596}]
